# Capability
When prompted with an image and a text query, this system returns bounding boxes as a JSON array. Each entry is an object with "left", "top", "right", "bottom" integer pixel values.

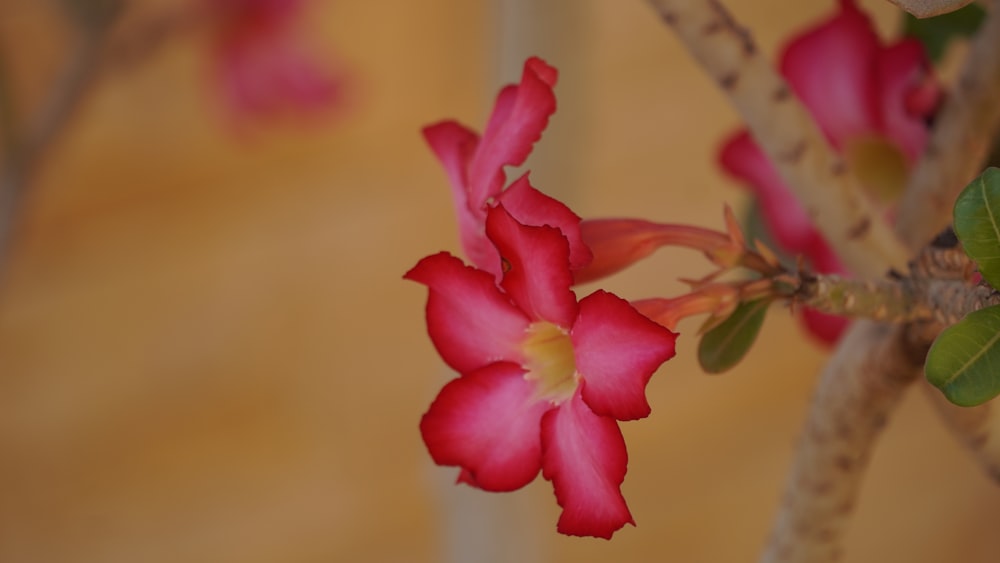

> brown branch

[
  {"left": 796, "top": 275, "right": 1000, "bottom": 325},
  {"left": 644, "top": 2, "right": 915, "bottom": 559},
  {"left": 644, "top": 3, "right": 919, "bottom": 561},
  {"left": 0, "top": 5, "right": 117, "bottom": 276},
  {"left": 895, "top": 0, "right": 1000, "bottom": 250},
  {"left": 759, "top": 322, "right": 927, "bottom": 563},
  {"left": 756, "top": 2, "right": 1000, "bottom": 558},
  {"left": 890, "top": 0, "right": 1000, "bottom": 493},
  {"left": 923, "top": 386, "right": 1000, "bottom": 482},
  {"left": 646, "top": 1, "right": 1000, "bottom": 562},
  {"left": 886, "top": 0, "right": 975, "bottom": 18},
  {"left": 646, "top": 0, "right": 909, "bottom": 279}
]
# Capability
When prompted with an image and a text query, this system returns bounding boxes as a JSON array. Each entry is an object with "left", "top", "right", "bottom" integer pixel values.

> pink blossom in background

[
  {"left": 718, "top": 0, "right": 940, "bottom": 344},
  {"left": 206, "top": 0, "right": 343, "bottom": 119},
  {"left": 406, "top": 204, "right": 677, "bottom": 538}
]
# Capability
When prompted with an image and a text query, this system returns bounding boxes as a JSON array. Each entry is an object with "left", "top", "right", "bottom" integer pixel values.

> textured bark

[
  {"left": 886, "top": 0, "right": 975, "bottom": 18},
  {"left": 895, "top": 0, "right": 1000, "bottom": 250},
  {"left": 646, "top": 0, "right": 909, "bottom": 279},
  {"left": 798, "top": 275, "right": 1000, "bottom": 325},
  {"left": 647, "top": 1, "right": 1000, "bottom": 562},
  {"left": 894, "top": 0, "right": 1000, "bottom": 497},
  {"left": 923, "top": 387, "right": 1000, "bottom": 483},
  {"left": 760, "top": 322, "right": 927, "bottom": 563}
]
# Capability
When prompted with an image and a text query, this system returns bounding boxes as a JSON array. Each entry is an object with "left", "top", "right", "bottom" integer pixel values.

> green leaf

[
  {"left": 697, "top": 299, "right": 769, "bottom": 374},
  {"left": 953, "top": 167, "right": 1000, "bottom": 289},
  {"left": 902, "top": 3, "right": 986, "bottom": 62},
  {"left": 926, "top": 305, "right": 1000, "bottom": 406}
]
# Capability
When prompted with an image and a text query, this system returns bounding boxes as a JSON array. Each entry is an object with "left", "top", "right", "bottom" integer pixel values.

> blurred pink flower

[
  {"left": 206, "top": 0, "right": 342, "bottom": 119},
  {"left": 718, "top": 0, "right": 939, "bottom": 344},
  {"left": 406, "top": 204, "right": 677, "bottom": 538}
]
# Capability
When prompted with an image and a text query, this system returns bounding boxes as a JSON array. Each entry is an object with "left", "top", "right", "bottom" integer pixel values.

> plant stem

[
  {"left": 796, "top": 274, "right": 1000, "bottom": 325},
  {"left": 887, "top": 0, "right": 974, "bottom": 18}
]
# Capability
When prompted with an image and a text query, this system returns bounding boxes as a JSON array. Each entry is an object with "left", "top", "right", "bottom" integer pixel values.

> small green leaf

[
  {"left": 926, "top": 305, "right": 1000, "bottom": 407},
  {"left": 698, "top": 299, "right": 769, "bottom": 374},
  {"left": 902, "top": 3, "right": 986, "bottom": 62},
  {"left": 953, "top": 167, "right": 1000, "bottom": 289}
]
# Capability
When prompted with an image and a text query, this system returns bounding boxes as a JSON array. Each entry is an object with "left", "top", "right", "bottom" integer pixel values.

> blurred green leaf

[
  {"left": 902, "top": 3, "right": 986, "bottom": 61},
  {"left": 697, "top": 299, "right": 769, "bottom": 374},
  {"left": 926, "top": 305, "right": 1000, "bottom": 406},
  {"left": 953, "top": 167, "right": 1000, "bottom": 289}
]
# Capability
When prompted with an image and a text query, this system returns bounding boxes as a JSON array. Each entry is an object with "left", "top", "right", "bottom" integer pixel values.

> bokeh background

[{"left": 1, "top": 1, "right": 999, "bottom": 562}]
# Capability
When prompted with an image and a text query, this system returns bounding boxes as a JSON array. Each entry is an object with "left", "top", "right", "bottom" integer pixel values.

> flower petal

[
  {"left": 421, "top": 362, "right": 552, "bottom": 491},
  {"left": 422, "top": 121, "right": 478, "bottom": 211},
  {"left": 497, "top": 174, "right": 593, "bottom": 271},
  {"left": 801, "top": 307, "right": 850, "bottom": 346},
  {"left": 422, "top": 121, "right": 498, "bottom": 269},
  {"left": 572, "top": 290, "right": 677, "bottom": 421},
  {"left": 405, "top": 252, "right": 529, "bottom": 373},
  {"left": 779, "top": 0, "right": 880, "bottom": 148},
  {"left": 574, "top": 219, "right": 669, "bottom": 284},
  {"left": 218, "top": 42, "right": 339, "bottom": 116},
  {"left": 482, "top": 85, "right": 519, "bottom": 147},
  {"left": 467, "top": 57, "right": 558, "bottom": 209},
  {"left": 210, "top": 0, "right": 342, "bottom": 119},
  {"left": 718, "top": 131, "right": 819, "bottom": 255},
  {"left": 875, "top": 39, "right": 938, "bottom": 162},
  {"left": 574, "top": 218, "right": 732, "bottom": 284},
  {"left": 541, "top": 391, "right": 633, "bottom": 539},
  {"left": 485, "top": 205, "right": 579, "bottom": 327},
  {"left": 804, "top": 236, "right": 848, "bottom": 275}
]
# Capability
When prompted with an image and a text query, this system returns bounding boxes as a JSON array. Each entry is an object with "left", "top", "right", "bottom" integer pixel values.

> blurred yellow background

[{"left": 1, "top": 1, "right": 999, "bottom": 562}]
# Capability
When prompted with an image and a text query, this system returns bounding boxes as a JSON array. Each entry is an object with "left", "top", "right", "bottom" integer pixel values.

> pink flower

[
  {"left": 206, "top": 0, "right": 342, "bottom": 119},
  {"left": 423, "top": 57, "right": 591, "bottom": 278},
  {"left": 406, "top": 204, "right": 677, "bottom": 538},
  {"left": 718, "top": 0, "right": 939, "bottom": 343}
]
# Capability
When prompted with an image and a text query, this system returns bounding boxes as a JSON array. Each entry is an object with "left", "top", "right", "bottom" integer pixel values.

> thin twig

[
  {"left": 0, "top": 7, "right": 114, "bottom": 276},
  {"left": 0, "top": 47, "right": 17, "bottom": 158},
  {"left": 646, "top": 0, "right": 909, "bottom": 279}
]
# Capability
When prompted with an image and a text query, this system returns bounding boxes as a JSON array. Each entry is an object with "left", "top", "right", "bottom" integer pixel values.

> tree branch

[
  {"left": 646, "top": 0, "right": 909, "bottom": 279},
  {"left": 645, "top": 1, "right": 998, "bottom": 561},
  {"left": 0, "top": 2, "right": 118, "bottom": 276},
  {"left": 889, "top": 0, "right": 1000, "bottom": 492},
  {"left": 886, "top": 0, "right": 974, "bottom": 18},
  {"left": 758, "top": 322, "right": 928, "bottom": 563},
  {"left": 895, "top": 0, "right": 1000, "bottom": 250},
  {"left": 796, "top": 275, "right": 999, "bottom": 325},
  {"left": 922, "top": 385, "right": 1000, "bottom": 482}
]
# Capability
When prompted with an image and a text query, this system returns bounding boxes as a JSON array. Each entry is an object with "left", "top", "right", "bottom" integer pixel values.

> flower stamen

[{"left": 522, "top": 322, "right": 578, "bottom": 403}]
